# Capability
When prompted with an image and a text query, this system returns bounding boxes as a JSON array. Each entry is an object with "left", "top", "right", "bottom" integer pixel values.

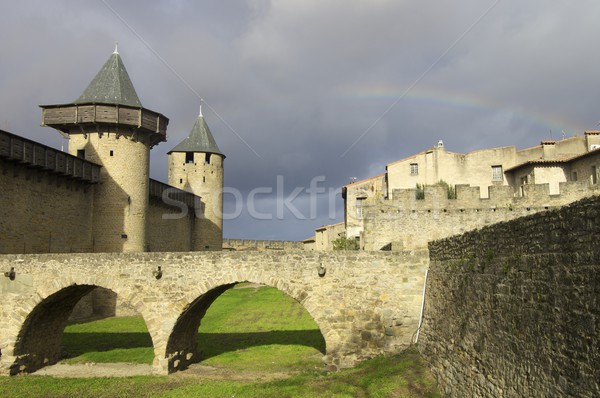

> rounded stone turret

[
  {"left": 40, "top": 46, "right": 169, "bottom": 252},
  {"left": 167, "top": 105, "right": 224, "bottom": 251}
]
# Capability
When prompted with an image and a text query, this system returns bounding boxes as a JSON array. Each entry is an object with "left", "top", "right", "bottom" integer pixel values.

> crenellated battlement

[
  {"left": 222, "top": 239, "right": 304, "bottom": 251},
  {"left": 359, "top": 182, "right": 599, "bottom": 251},
  {"left": 374, "top": 181, "right": 598, "bottom": 213}
]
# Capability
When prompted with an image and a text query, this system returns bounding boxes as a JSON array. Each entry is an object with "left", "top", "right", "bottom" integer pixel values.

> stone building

[
  {"left": 1, "top": 46, "right": 224, "bottom": 254},
  {"left": 310, "top": 133, "right": 600, "bottom": 251},
  {"left": 314, "top": 221, "right": 345, "bottom": 251}
]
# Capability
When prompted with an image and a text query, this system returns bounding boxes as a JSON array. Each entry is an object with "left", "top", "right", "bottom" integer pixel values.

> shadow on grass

[
  {"left": 63, "top": 332, "right": 153, "bottom": 357},
  {"left": 63, "top": 329, "right": 325, "bottom": 359},
  {"left": 198, "top": 329, "right": 326, "bottom": 359}
]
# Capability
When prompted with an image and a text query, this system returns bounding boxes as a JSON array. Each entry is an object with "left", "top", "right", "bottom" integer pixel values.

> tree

[{"left": 332, "top": 236, "right": 360, "bottom": 250}]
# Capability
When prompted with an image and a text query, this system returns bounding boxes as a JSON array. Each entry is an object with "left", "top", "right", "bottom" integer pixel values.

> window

[
  {"left": 592, "top": 166, "right": 598, "bottom": 185},
  {"left": 109, "top": 150, "right": 114, "bottom": 157},
  {"left": 491, "top": 165, "right": 503, "bottom": 181},
  {"left": 410, "top": 163, "right": 419, "bottom": 175},
  {"left": 185, "top": 152, "right": 194, "bottom": 164},
  {"left": 205, "top": 153, "right": 212, "bottom": 164},
  {"left": 572, "top": 172, "right": 578, "bottom": 182},
  {"left": 76, "top": 149, "right": 85, "bottom": 159},
  {"left": 356, "top": 197, "right": 365, "bottom": 218}
]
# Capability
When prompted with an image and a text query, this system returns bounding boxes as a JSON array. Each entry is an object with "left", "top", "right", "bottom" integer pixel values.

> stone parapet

[
  {"left": 360, "top": 183, "right": 599, "bottom": 251},
  {"left": 222, "top": 239, "right": 304, "bottom": 251}
]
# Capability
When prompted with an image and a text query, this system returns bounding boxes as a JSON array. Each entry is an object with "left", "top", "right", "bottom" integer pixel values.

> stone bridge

[{"left": 0, "top": 250, "right": 429, "bottom": 376}]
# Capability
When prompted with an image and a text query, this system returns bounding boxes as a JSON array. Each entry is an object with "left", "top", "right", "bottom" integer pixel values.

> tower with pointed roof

[
  {"left": 40, "top": 45, "right": 169, "bottom": 252},
  {"left": 168, "top": 104, "right": 224, "bottom": 251}
]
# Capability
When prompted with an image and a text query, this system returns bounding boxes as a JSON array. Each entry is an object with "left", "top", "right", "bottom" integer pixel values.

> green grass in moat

[
  {"left": 61, "top": 285, "right": 326, "bottom": 372},
  {"left": 0, "top": 349, "right": 439, "bottom": 398}
]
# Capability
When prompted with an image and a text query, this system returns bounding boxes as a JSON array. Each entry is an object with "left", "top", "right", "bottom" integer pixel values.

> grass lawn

[
  {"left": 0, "top": 349, "right": 439, "bottom": 398},
  {"left": 0, "top": 284, "right": 440, "bottom": 397},
  {"left": 62, "top": 285, "right": 326, "bottom": 372}
]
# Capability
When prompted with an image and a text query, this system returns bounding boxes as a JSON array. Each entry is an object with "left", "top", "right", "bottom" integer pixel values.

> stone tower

[
  {"left": 167, "top": 105, "right": 224, "bottom": 250},
  {"left": 40, "top": 46, "right": 169, "bottom": 252}
]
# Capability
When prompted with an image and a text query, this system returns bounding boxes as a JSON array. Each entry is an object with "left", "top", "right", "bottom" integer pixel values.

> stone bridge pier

[{"left": 0, "top": 251, "right": 429, "bottom": 375}]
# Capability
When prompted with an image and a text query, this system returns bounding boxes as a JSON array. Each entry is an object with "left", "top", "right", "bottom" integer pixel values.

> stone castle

[
  {"left": 308, "top": 133, "right": 600, "bottom": 251},
  {"left": 1, "top": 46, "right": 224, "bottom": 254},
  {"left": 1, "top": 46, "right": 598, "bottom": 397}
]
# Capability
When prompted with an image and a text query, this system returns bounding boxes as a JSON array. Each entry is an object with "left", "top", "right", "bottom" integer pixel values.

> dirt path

[{"left": 31, "top": 362, "right": 293, "bottom": 381}]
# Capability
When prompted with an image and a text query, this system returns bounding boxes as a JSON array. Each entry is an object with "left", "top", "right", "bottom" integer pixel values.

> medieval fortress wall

[
  {"left": 223, "top": 239, "right": 304, "bottom": 251},
  {"left": 420, "top": 196, "right": 600, "bottom": 397},
  {"left": 0, "top": 130, "right": 97, "bottom": 253},
  {"left": 0, "top": 162, "right": 95, "bottom": 253},
  {"left": 331, "top": 132, "right": 600, "bottom": 253},
  {"left": 361, "top": 181, "right": 598, "bottom": 251},
  {"left": 0, "top": 49, "right": 225, "bottom": 256},
  {"left": 0, "top": 130, "right": 201, "bottom": 255}
]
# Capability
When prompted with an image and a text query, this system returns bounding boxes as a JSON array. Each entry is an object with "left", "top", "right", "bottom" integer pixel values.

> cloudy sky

[{"left": 2, "top": 0, "right": 600, "bottom": 240}]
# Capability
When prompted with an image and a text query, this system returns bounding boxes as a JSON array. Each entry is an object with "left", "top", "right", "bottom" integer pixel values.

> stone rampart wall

[
  {"left": 0, "top": 158, "right": 204, "bottom": 255},
  {"left": 362, "top": 182, "right": 597, "bottom": 250},
  {"left": 0, "top": 159, "right": 95, "bottom": 254},
  {"left": 223, "top": 239, "right": 304, "bottom": 251},
  {"left": 420, "top": 196, "right": 600, "bottom": 397}
]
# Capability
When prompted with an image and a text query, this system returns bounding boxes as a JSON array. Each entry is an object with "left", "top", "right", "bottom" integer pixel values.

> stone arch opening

[
  {"left": 11, "top": 284, "right": 97, "bottom": 375},
  {"left": 165, "top": 283, "right": 235, "bottom": 372},
  {"left": 10, "top": 284, "right": 150, "bottom": 375},
  {"left": 165, "top": 281, "right": 327, "bottom": 373}
]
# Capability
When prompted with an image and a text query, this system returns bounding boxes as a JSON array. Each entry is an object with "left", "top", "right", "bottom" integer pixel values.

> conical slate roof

[
  {"left": 74, "top": 48, "right": 142, "bottom": 107},
  {"left": 169, "top": 112, "right": 224, "bottom": 156}
]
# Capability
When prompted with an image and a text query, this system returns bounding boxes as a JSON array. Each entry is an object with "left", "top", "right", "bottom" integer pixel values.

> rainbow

[{"left": 334, "top": 84, "right": 586, "bottom": 136}]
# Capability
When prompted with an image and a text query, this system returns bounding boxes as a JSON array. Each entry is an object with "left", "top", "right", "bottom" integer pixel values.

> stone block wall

[
  {"left": 0, "top": 160, "right": 95, "bottom": 253},
  {"left": 0, "top": 151, "right": 206, "bottom": 256},
  {"left": 420, "top": 196, "right": 600, "bottom": 397},
  {"left": 362, "top": 182, "right": 598, "bottom": 251},
  {"left": 146, "top": 200, "right": 195, "bottom": 252},
  {"left": 222, "top": 239, "right": 304, "bottom": 251}
]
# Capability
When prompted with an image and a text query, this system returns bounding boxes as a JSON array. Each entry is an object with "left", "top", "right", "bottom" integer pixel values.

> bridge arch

[
  {"left": 6, "top": 278, "right": 150, "bottom": 375},
  {"left": 165, "top": 277, "right": 331, "bottom": 373}
]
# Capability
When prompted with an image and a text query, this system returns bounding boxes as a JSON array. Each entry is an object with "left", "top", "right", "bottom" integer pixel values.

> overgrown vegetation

[
  {"left": 416, "top": 181, "right": 456, "bottom": 200},
  {"left": 415, "top": 183, "right": 425, "bottom": 200},
  {"left": 436, "top": 179, "right": 456, "bottom": 199},
  {"left": 332, "top": 236, "right": 360, "bottom": 250},
  {"left": 0, "top": 285, "right": 439, "bottom": 397}
]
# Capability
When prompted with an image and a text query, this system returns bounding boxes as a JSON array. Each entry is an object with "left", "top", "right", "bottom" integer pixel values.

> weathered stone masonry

[
  {"left": 0, "top": 250, "right": 429, "bottom": 376},
  {"left": 420, "top": 196, "right": 600, "bottom": 397}
]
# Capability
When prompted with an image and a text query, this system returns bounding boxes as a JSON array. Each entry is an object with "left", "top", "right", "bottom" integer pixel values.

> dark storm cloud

[{"left": 2, "top": 0, "right": 600, "bottom": 240}]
